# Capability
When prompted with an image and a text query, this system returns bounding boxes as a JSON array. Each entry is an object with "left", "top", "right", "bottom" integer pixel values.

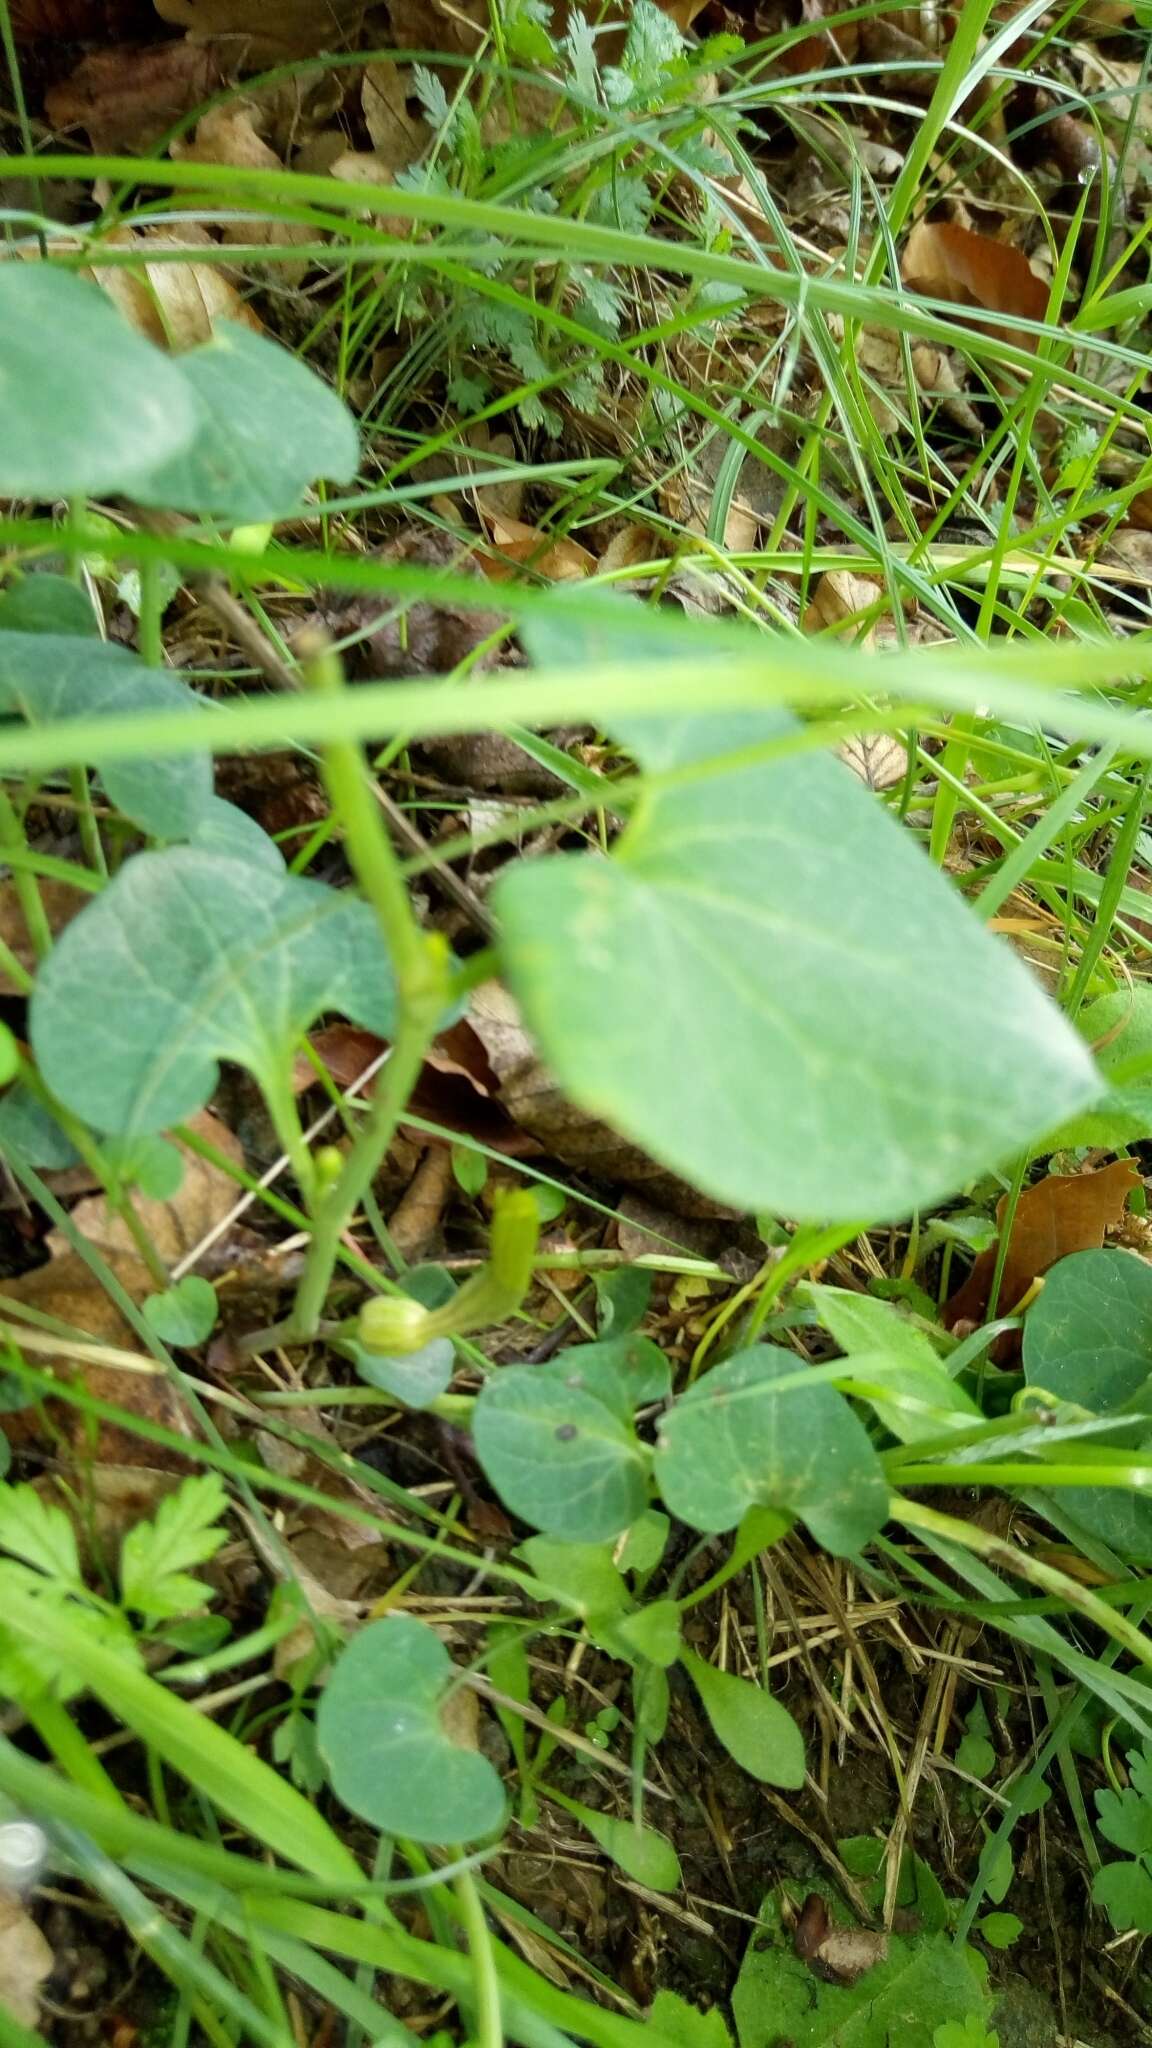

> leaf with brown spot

[
  {"left": 901, "top": 221, "right": 1050, "bottom": 351},
  {"left": 944, "top": 1158, "right": 1141, "bottom": 1330}
]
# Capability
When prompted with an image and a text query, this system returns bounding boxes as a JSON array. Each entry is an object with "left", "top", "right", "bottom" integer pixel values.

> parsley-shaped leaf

[
  {"left": 0, "top": 1483, "right": 82, "bottom": 1589},
  {"left": 120, "top": 1473, "right": 228, "bottom": 1622}
]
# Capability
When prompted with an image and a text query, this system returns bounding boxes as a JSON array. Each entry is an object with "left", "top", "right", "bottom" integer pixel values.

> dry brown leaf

[
  {"left": 13, "top": 0, "right": 152, "bottom": 36},
  {"left": 0, "top": 1248, "right": 196, "bottom": 1465},
  {"left": 803, "top": 571, "right": 885, "bottom": 641},
  {"left": 480, "top": 513, "right": 595, "bottom": 584},
  {"left": 328, "top": 150, "right": 422, "bottom": 237},
  {"left": 901, "top": 220, "right": 1050, "bottom": 351},
  {"left": 362, "top": 60, "right": 432, "bottom": 169},
  {"left": 92, "top": 225, "right": 261, "bottom": 348},
  {"left": 45, "top": 1110, "right": 244, "bottom": 1266},
  {"left": 0, "top": 879, "right": 90, "bottom": 995},
  {"left": 837, "top": 732, "right": 910, "bottom": 791},
  {"left": 911, "top": 343, "right": 982, "bottom": 435},
  {"left": 171, "top": 104, "right": 313, "bottom": 279},
  {"left": 154, "top": 0, "right": 374, "bottom": 59},
  {"left": 596, "top": 524, "right": 668, "bottom": 577},
  {"left": 944, "top": 1158, "right": 1141, "bottom": 1331},
  {"left": 0, "top": 1894, "right": 53, "bottom": 2028},
  {"left": 45, "top": 40, "right": 224, "bottom": 153},
  {"left": 468, "top": 982, "right": 736, "bottom": 1218}
]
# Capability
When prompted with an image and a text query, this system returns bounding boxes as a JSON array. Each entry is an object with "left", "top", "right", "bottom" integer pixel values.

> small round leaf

[{"left": 316, "top": 1615, "right": 505, "bottom": 1845}]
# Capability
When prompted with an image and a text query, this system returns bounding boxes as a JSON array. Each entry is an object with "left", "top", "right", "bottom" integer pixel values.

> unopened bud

[{"left": 358, "top": 1294, "right": 433, "bottom": 1357}]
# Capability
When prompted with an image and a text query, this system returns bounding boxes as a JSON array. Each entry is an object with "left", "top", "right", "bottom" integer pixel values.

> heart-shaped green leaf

[
  {"left": 679, "top": 1645, "right": 805, "bottom": 1787},
  {"left": 808, "top": 1285, "right": 979, "bottom": 1442},
  {"left": 473, "top": 1365, "right": 649, "bottom": 1541},
  {"left": 653, "top": 1345, "right": 888, "bottom": 1554},
  {"left": 1024, "top": 1249, "right": 1152, "bottom": 1413},
  {"left": 31, "top": 845, "right": 396, "bottom": 1136},
  {"left": 1023, "top": 1248, "right": 1152, "bottom": 1560},
  {"left": 316, "top": 1614, "right": 506, "bottom": 1844},
  {"left": 0, "top": 634, "right": 212, "bottom": 838},
  {"left": 143, "top": 1276, "right": 218, "bottom": 1348},
  {"left": 0, "top": 573, "right": 98, "bottom": 636},
  {"left": 495, "top": 615, "right": 1099, "bottom": 1220},
  {"left": 128, "top": 322, "right": 359, "bottom": 522},
  {"left": 0, "top": 265, "right": 197, "bottom": 497}
]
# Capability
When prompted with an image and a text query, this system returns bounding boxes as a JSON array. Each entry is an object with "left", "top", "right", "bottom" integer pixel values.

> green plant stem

[
  {"left": 893, "top": 1495, "right": 1152, "bottom": 1678},
  {"left": 0, "top": 787, "right": 51, "bottom": 960},
  {"left": 454, "top": 1859, "right": 504, "bottom": 2048},
  {"left": 291, "top": 633, "right": 449, "bottom": 1338}
]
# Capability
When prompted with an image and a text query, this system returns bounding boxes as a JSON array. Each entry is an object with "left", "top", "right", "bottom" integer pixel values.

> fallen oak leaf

[
  {"left": 901, "top": 220, "right": 1050, "bottom": 353},
  {"left": 943, "top": 1157, "right": 1140, "bottom": 1331}
]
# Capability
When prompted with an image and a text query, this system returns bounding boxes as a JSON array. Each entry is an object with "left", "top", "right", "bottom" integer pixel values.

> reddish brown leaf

[
  {"left": 944, "top": 1159, "right": 1140, "bottom": 1329},
  {"left": 901, "top": 220, "right": 1050, "bottom": 352}
]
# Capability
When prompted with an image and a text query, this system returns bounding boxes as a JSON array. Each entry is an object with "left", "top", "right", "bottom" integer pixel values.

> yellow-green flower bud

[{"left": 358, "top": 1294, "right": 434, "bottom": 1357}]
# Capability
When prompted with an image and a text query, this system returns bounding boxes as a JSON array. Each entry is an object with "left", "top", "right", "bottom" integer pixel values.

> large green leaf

[
  {"left": 0, "top": 633, "right": 212, "bottom": 838},
  {"left": 473, "top": 1365, "right": 649, "bottom": 1541},
  {"left": 495, "top": 618, "right": 1098, "bottom": 1220},
  {"left": 128, "top": 322, "right": 359, "bottom": 521},
  {"left": 1023, "top": 1249, "right": 1152, "bottom": 1560},
  {"left": 653, "top": 1345, "right": 888, "bottom": 1554},
  {"left": 31, "top": 845, "right": 396, "bottom": 1136},
  {"left": 316, "top": 1615, "right": 506, "bottom": 1845},
  {"left": 0, "top": 265, "right": 197, "bottom": 497}
]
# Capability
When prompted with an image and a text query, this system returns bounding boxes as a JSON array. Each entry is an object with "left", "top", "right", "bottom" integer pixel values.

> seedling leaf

[
  {"left": 680, "top": 1645, "right": 805, "bottom": 1787},
  {"left": 317, "top": 1614, "right": 506, "bottom": 1844},
  {"left": 0, "top": 634, "right": 212, "bottom": 839}
]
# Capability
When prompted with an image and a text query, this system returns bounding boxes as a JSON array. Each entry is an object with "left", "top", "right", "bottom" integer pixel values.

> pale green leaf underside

[
  {"left": 129, "top": 322, "right": 360, "bottom": 522},
  {"left": 496, "top": 692, "right": 1099, "bottom": 1220},
  {"left": 0, "top": 634, "right": 212, "bottom": 838},
  {"left": 652, "top": 1344, "right": 888, "bottom": 1554},
  {"left": 0, "top": 265, "right": 197, "bottom": 497},
  {"left": 31, "top": 845, "right": 396, "bottom": 1136}
]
